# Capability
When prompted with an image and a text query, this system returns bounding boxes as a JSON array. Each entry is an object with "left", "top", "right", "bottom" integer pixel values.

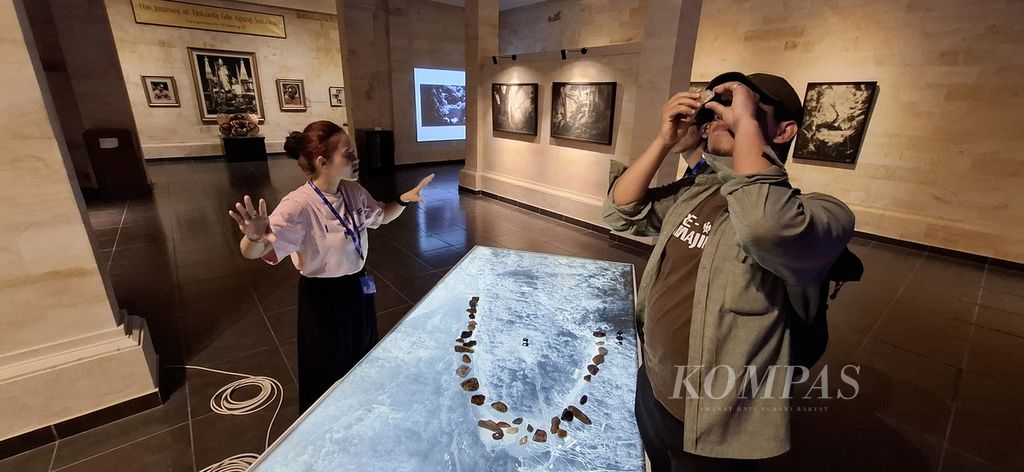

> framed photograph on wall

[
  {"left": 329, "top": 86, "right": 345, "bottom": 107},
  {"left": 793, "top": 81, "right": 878, "bottom": 164},
  {"left": 187, "top": 47, "right": 264, "bottom": 123},
  {"left": 550, "top": 82, "right": 616, "bottom": 145},
  {"left": 491, "top": 83, "right": 538, "bottom": 135},
  {"left": 276, "top": 79, "right": 307, "bottom": 111},
  {"left": 142, "top": 75, "right": 180, "bottom": 107}
]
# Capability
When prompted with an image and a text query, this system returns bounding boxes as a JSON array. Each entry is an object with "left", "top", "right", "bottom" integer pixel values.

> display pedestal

[
  {"left": 221, "top": 136, "right": 267, "bottom": 162},
  {"left": 251, "top": 247, "right": 643, "bottom": 471}
]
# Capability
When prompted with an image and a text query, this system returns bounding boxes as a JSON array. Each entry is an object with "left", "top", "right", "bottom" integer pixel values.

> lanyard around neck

[{"left": 307, "top": 181, "right": 364, "bottom": 260}]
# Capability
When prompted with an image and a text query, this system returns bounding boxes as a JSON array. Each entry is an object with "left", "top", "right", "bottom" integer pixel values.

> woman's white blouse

[{"left": 264, "top": 181, "right": 384, "bottom": 277}]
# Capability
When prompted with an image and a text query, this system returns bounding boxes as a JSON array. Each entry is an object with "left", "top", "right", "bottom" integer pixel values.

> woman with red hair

[{"left": 229, "top": 120, "right": 433, "bottom": 411}]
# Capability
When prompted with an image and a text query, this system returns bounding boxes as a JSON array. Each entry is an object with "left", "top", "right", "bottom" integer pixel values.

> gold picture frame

[{"left": 142, "top": 75, "right": 180, "bottom": 107}]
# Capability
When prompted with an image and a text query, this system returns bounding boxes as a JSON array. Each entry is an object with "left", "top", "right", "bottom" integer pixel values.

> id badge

[{"left": 360, "top": 275, "right": 377, "bottom": 295}]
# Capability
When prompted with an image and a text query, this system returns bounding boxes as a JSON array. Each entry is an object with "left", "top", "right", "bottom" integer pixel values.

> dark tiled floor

[{"left": 2, "top": 157, "right": 1021, "bottom": 471}]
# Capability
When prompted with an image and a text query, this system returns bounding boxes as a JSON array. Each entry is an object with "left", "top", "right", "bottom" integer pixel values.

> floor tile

[
  {"left": 51, "top": 375, "right": 189, "bottom": 470},
  {"left": 0, "top": 444, "right": 54, "bottom": 472},
  {"left": 53, "top": 423, "right": 193, "bottom": 472}
]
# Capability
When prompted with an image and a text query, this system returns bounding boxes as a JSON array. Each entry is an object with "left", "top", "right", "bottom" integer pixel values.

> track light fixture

[
  {"left": 491, "top": 54, "right": 518, "bottom": 64},
  {"left": 559, "top": 47, "right": 589, "bottom": 60}
]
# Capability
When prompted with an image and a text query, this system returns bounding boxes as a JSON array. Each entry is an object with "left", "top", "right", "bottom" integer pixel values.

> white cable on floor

[
  {"left": 167, "top": 365, "right": 284, "bottom": 472},
  {"left": 198, "top": 452, "right": 260, "bottom": 472}
]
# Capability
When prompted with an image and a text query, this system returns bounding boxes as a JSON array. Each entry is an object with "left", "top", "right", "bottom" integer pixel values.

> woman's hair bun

[{"left": 283, "top": 131, "right": 305, "bottom": 159}]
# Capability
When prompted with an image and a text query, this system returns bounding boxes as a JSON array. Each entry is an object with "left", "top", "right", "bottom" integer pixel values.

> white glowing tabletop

[{"left": 252, "top": 246, "right": 642, "bottom": 471}]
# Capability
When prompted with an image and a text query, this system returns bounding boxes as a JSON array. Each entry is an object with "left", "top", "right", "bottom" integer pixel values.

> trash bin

[{"left": 82, "top": 128, "right": 150, "bottom": 199}]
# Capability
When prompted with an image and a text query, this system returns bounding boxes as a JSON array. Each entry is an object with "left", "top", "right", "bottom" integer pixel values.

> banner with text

[{"left": 132, "top": 0, "right": 286, "bottom": 39}]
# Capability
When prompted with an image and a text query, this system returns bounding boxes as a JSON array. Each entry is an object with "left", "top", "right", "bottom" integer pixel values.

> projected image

[
  {"left": 414, "top": 68, "right": 466, "bottom": 142},
  {"left": 420, "top": 84, "right": 467, "bottom": 126}
]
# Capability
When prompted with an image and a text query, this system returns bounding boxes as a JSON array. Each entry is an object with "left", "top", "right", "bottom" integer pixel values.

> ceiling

[{"left": 428, "top": 0, "right": 549, "bottom": 11}]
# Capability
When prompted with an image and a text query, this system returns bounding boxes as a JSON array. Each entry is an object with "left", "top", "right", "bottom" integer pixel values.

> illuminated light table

[{"left": 251, "top": 247, "right": 643, "bottom": 471}]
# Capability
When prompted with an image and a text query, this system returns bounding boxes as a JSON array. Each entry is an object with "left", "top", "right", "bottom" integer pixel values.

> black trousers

[
  {"left": 635, "top": 365, "right": 758, "bottom": 472},
  {"left": 297, "top": 272, "right": 378, "bottom": 413}
]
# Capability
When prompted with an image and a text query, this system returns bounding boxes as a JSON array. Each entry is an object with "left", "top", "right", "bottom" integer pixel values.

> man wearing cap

[{"left": 603, "top": 72, "right": 855, "bottom": 470}]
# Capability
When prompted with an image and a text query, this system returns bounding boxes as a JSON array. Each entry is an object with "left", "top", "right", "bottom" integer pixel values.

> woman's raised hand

[
  {"left": 400, "top": 173, "right": 436, "bottom": 204},
  {"left": 228, "top": 195, "right": 269, "bottom": 241}
]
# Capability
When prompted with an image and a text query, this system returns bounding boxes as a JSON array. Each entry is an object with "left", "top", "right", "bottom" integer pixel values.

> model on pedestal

[{"left": 228, "top": 120, "right": 434, "bottom": 412}]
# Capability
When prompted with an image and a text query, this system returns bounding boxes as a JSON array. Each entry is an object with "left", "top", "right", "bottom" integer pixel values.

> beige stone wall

[
  {"left": 0, "top": 1, "right": 121, "bottom": 356},
  {"left": 691, "top": 0, "right": 1024, "bottom": 263},
  {"left": 388, "top": 0, "right": 467, "bottom": 165},
  {"left": 469, "top": 44, "right": 642, "bottom": 225},
  {"left": 499, "top": 0, "right": 647, "bottom": 55},
  {"left": 105, "top": 0, "right": 348, "bottom": 158}
]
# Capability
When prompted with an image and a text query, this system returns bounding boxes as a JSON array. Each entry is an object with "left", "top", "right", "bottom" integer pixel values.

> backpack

[{"left": 790, "top": 247, "right": 864, "bottom": 369}]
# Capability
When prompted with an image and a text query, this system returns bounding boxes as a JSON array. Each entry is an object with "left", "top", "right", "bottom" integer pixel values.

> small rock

[
  {"left": 533, "top": 429, "right": 547, "bottom": 443},
  {"left": 456, "top": 365, "right": 470, "bottom": 378},
  {"left": 496, "top": 421, "right": 511, "bottom": 429},
  {"left": 471, "top": 394, "right": 485, "bottom": 405},
  {"left": 580, "top": 395, "right": 588, "bottom": 405},
  {"left": 598, "top": 347, "right": 608, "bottom": 355},
  {"left": 507, "top": 427, "right": 519, "bottom": 434},
  {"left": 519, "top": 436, "right": 529, "bottom": 445},
  {"left": 492, "top": 431, "right": 504, "bottom": 440},
  {"left": 583, "top": 375, "right": 592, "bottom": 382},
  {"left": 527, "top": 425, "right": 534, "bottom": 433},
  {"left": 455, "top": 345, "right": 474, "bottom": 353},
  {"left": 567, "top": 405, "right": 592, "bottom": 425},
  {"left": 478, "top": 420, "right": 500, "bottom": 432},
  {"left": 593, "top": 330, "right": 606, "bottom": 337},
  {"left": 461, "top": 330, "right": 473, "bottom": 339},
  {"left": 468, "top": 321, "right": 477, "bottom": 330},
  {"left": 587, "top": 364, "right": 599, "bottom": 375},
  {"left": 512, "top": 417, "right": 523, "bottom": 425},
  {"left": 561, "top": 409, "right": 574, "bottom": 421},
  {"left": 461, "top": 378, "right": 479, "bottom": 391},
  {"left": 491, "top": 402, "right": 508, "bottom": 413},
  {"left": 469, "top": 314, "right": 476, "bottom": 319},
  {"left": 465, "top": 340, "right": 478, "bottom": 347},
  {"left": 462, "top": 354, "right": 472, "bottom": 363},
  {"left": 551, "top": 417, "right": 561, "bottom": 433},
  {"left": 593, "top": 354, "right": 605, "bottom": 365},
  {"left": 557, "top": 429, "right": 567, "bottom": 439},
  {"left": 456, "top": 338, "right": 464, "bottom": 343}
]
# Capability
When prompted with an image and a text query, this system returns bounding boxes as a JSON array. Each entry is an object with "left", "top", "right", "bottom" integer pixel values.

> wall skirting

[
  {"left": 462, "top": 173, "right": 1024, "bottom": 271},
  {"left": 0, "top": 314, "right": 160, "bottom": 449}
]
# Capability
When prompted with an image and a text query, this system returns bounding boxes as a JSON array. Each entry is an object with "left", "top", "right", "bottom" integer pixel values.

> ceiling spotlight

[
  {"left": 511, "top": 54, "right": 517, "bottom": 61},
  {"left": 580, "top": 47, "right": 588, "bottom": 55}
]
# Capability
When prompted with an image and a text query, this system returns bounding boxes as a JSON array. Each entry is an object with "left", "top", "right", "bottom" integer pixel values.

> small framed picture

[
  {"left": 329, "top": 86, "right": 345, "bottom": 107},
  {"left": 276, "top": 79, "right": 307, "bottom": 111},
  {"left": 142, "top": 75, "right": 180, "bottom": 107}
]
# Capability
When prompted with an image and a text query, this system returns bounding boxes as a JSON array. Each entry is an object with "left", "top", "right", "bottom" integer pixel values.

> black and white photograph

[
  {"left": 491, "top": 83, "right": 538, "bottom": 135},
  {"left": 276, "top": 79, "right": 307, "bottom": 111},
  {"left": 329, "top": 86, "right": 345, "bottom": 107},
  {"left": 188, "top": 47, "right": 264, "bottom": 123},
  {"left": 419, "top": 84, "right": 467, "bottom": 126},
  {"left": 793, "top": 81, "right": 878, "bottom": 164},
  {"left": 550, "top": 82, "right": 616, "bottom": 145},
  {"left": 142, "top": 75, "right": 179, "bottom": 107}
]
